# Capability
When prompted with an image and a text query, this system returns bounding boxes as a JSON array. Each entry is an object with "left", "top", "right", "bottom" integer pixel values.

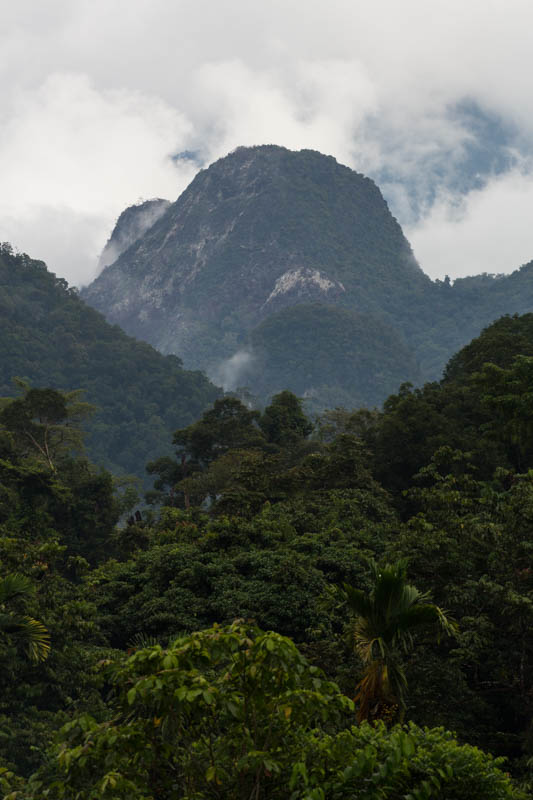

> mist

[
  {"left": 212, "top": 350, "right": 255, "bottom": 391},
  {"left": 97, "top": 198, "right": 171, "bottom": 273}
]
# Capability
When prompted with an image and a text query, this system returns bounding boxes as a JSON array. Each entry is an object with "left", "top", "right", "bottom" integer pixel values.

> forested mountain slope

[
  {"left": 412, "top": 263, "right": 533, "bottom": 379},
  {"left": 0, "top": 244, "right": 219, "bottom": 477}
]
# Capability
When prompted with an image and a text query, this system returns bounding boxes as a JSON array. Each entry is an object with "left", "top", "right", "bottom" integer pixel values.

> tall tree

[
  {"left": 341, "top": 559, "right": 456, "bottom": 724},
  {"left": 0, "top": 382, "right": 93, "bottom": 471},
  {"left": 259, "top": 390, "right": 313, "bottom": 446},
  {"left": 173, "top": 396, "right": 265, "bottom": 467}
]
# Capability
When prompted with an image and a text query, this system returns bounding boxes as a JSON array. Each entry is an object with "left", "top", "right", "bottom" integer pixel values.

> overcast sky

[{"left": 2, "top": 0, "right": 533, "bottom": 286}]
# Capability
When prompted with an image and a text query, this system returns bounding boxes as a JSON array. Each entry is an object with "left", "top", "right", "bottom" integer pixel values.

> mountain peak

[
  {"left": 97, "top": 197, "right": 171, "bottom": 271},
  {"left": 82, "top": 145, "right": 430, "bottom": 406}
]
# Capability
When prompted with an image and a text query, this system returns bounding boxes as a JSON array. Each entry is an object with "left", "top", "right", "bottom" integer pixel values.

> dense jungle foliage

[
  {"left": 2, "top": 315, "right": 533, "bottom": 797},
  {"left": 0, "top": 244, "right": 219, "bottom": 480},
  {"left": 247, "top": 304, "right": 421, "bottom": 410}
]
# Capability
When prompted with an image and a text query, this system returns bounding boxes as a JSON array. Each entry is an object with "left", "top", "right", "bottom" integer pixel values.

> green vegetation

[
  {"left": 0, "top": 574, "right": 50, "bottom": 663},
  {"left": 249, "top": 304, "right": 420, "bottom": 409},
  {"left": 3, "top": 314, "right": 533, "bottom": 796},
  {"left": 21, "top": 625, "right": 522, "bottom": 800},
  {"left": 0, "top": 244, "right": 219, "bottom": 480},
  {"left": 342, "top": 560, "right": 456, "bottom": 725}
]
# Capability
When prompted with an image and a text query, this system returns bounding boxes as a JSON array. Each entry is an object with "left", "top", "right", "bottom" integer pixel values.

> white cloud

[
  {"left": 408, "top": 167, "right": 533, "bottom": 280},
  {"left": 0, "top": 73, "right": 195, "bottom": 284},
  {"left": 2, "top": 206, "right": 107, "bottom": 286},
  {"left": 3, "top": 1, "right": 533, "bottom": 283},
  {"left": 190, "top": 58, "right": 377, "bottom": 164}
]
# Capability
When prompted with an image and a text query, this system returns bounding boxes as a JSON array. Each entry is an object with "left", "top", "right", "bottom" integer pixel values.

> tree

[
  {"left": 147, "top": 397, "right": 268, "bottom": 508},
  {"left": 391, "top": 458, "right": 533, "bottom": 761},
  {"left": 35, "top": 622, "right": 351, "bottom": 799},
  {"left": 341, "top": 559, "right": 456, "bottom": 724},
  {"left": 0, "top": 574, "right": 50, "bottom": 663},
  {"left": 173, "top": 397, "right": 265, "bottom": 468},
  {"left": 20, "top": 623, "right": 523, "bottom": 800},
  {"left": 0, "top": 383, "right": 94, "bottom": 472},
  {"left": 259, "top": 390, "right": 313, "bottom": 446},
  {"left": 470, "top": 356, "right": 533, "bottom": 471}
]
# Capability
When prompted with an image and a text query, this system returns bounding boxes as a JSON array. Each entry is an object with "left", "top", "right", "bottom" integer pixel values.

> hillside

[
  {"left": 245, "top": 303, "right": 420, "bottom": 409},
  {"left": 0, "top": 244, "right": 219, "bottom": 478},
  {"left": 413, "top": 264, "right": 533, "bottom": 379}
]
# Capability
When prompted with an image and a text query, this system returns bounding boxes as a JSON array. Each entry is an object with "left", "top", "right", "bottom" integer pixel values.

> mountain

[
  {"left": 0, "top": 244, "right": 219, "bottom": 478},
  {"left": 97, "top": 198, "right": 171, "bottom": 271},
  {"left": 82, "top": 145, "right": 430, "bottom": 407},
  {"left": 244, "top": 304, "right": 420, "bottom": 409},
  {"left": 83, "top": 145, "right": 533, "bottom": 409},
  {"left": 413, "top": 263, "right": 533, "bottom": 380}
]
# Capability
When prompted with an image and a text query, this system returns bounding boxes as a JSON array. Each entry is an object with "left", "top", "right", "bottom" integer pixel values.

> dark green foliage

[
  {"left": 430, "top": 266, "right": 533, "bottom": 381},
  {"left": 0, "top": 385, "right": 121, "bottom": 777},
  {"left": 173, "top": 396, "right": 264, "bottom": 466},
  {"left": 444, "top": 312, "right": 533, "bottom": 382},
  {"left": 89, "top": 484, "right": 392, "bottom": 648},
  {"left": 0, "top": 244, "right": 219, "bottom": 481},
  {"left": 341, "top": 559, "right": 456, "bottom": 724},
  {"left": 259, "top": 390, "right": 313, "bottom": 445},
  {"left": 249, "top": 304, "right": 421, "bottom": 410},
  {"left": 0, "top": 574, "right": 50, "bottom": 664},
  {"left": 4, "top": 313, "right": 533, "bottom": 795},
  {"left": 385, "top": 457, "right": 533, "bottom": 763},
  {"left": 0, "top": 383, "right": 91, "bottom": 472},
  {"left": 0, "top": 385, "right": 120, "bottom": 565},
  {"left": 19, "top": 625, "right": 524, "bottom": 800},
  {"left": 150, "top": 392, "right": 315, "bottom": 508},
  {"left": 348, "top": 314, "right": 533, "bottom": 497}
]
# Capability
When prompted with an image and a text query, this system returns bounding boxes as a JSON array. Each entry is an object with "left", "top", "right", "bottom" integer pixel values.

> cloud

[
  {"left": 212, "top": 350, "right": 255, "bottom": 391},
  {"left": 0, "top": 73, "right": 195, "bottom": 284},
  {"left": 3, "top": 1, "right": 533, "bottom": 284},
  {"left": 2, "top": 205, "right": 107, "bottom": 286},
  {"left": 189, "top": 58, "right": 377, "bottom": 165},
  {"left": 407, "top": 166, "right": 533, "bottom": 280}
]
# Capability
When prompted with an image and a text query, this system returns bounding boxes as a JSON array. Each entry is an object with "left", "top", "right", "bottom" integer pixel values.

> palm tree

[
  {"left": 0, "top": 573, "right": 50, "bottom": 663},
  {"left": 341, "top": 559, "right": 456, "bottom": 725}
]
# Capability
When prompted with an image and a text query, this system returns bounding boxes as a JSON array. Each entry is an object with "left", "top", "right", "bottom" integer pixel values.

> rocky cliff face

[
  {"left": 97, "top": 198, "right": 171, "bottom": 272},
  {"left": 82, "top": 145, "right": 533, "bottom": 408},
  {"left": 82, "top": 146, "right": 431, "bottom": 405}
]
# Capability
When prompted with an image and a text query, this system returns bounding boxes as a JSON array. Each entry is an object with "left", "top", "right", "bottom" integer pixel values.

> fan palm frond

[
  {"left": 0, "top": 573, "right": 35, "bottom": 604},
  {"left": 341, "top": 559, "right": 457, "bottom": 724},
  {"left": 0, "top": 574, "right": 50, "bottom": 663}
]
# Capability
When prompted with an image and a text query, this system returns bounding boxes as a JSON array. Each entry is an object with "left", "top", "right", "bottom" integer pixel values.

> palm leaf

[
  {"left": 0, "top": 573, "right": 50, "bottom": 662},
  {"left": 1, "top": 615, "right": 50, "bottom": 662},
  {"left": 341, "top": 559, "right": 457, "bottom": 724},
  {"left": 341, "top": 583, "right": 373, "bottom": 618},
  {"left": 22, "top": 617, "right": 51, "bottom": 662},
  {"left": 0, "top": 573, "right": 35, "bottom": 605}
]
